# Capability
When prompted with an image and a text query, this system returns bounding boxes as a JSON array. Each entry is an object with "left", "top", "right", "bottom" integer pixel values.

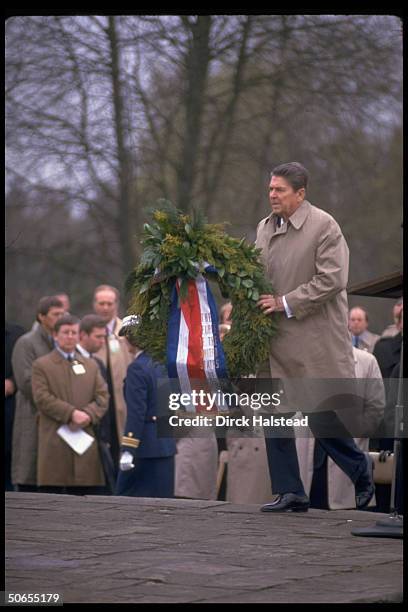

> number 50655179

[{"left": 4, "top": 592, "right": 62, "bottom": 605}]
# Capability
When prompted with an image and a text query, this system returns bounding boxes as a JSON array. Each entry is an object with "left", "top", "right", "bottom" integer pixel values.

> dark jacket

[
  {"left": 5, "top": 322, "right": 26, "bottom": 488},
  {"left": 120, "top": 352, "right": 176, "bottom": 459},
  {"left": 373, "top": 332, "right": 402, "bottom": 380}
]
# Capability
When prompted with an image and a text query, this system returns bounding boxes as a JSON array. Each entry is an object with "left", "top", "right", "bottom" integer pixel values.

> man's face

[
  {"left": 80, "top": 327, "right": 107, "bottom": 354},
  {"left": 54, "top": 324, "right": 79, "bottom": 353},
  {"left": 93, "top": 290, "right": 118, "bottom": 323},
  {"left": 39, "top": 306, "right": 65, "bottom": 333},
  {"left": 269, "top": 175, "right": 305, "bottom": 220},
  {"left": 348, "top": 308, "right": 368, "bottom": 336}
]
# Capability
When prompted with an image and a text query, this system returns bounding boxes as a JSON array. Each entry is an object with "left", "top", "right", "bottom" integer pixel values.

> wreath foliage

[{"left": 125, "top": 200, "right": 278, "bottom": 378}]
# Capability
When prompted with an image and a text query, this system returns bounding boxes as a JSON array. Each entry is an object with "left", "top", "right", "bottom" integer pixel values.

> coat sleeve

[
  {"left": 82, "top": 369, "right": 109, "bottom": 425},
  {"left": 11, "top": 335, "right": 38, "bottom": 402},
  {"left": 284, "top": 218, "right": 349, "bottom": 320},
  {"left": 120, "top": 363, "right": 150, "bottom": 456},
  {"left": 31, "top": 360, "right": 75, "bottom": 424},
  {"left": 361, "top": 357, "right": 386, "bottom": 437}
]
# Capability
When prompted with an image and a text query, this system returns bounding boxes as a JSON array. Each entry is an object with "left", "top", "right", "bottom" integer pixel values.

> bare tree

[{"left": 6, "top": 15, "right": 402, "bottom": 329}]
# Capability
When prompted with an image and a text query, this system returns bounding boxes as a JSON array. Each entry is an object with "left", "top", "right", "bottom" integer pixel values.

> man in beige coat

[
  {"left": 32, "top": 315, "right": 109, "bottom": 492},
  {"left": 93, "top": 285, "right": 132, "bottom": 472},
  {"left": 256, "top": 162, "right": 375, "bottom": 513}
]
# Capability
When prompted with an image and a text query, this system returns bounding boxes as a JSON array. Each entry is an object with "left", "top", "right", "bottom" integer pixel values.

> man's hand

[
  {"left": 119, "top": 451, "right": 136, "bottom": 471},
  {"left": 5, "top": 378, "right": 15, "bottom": 397},
  {"left": 257, "top": 294, "right": 285, "bottom": 315},
  {"left": 69, "top": 409, "right": 91, "bottom": 430}
]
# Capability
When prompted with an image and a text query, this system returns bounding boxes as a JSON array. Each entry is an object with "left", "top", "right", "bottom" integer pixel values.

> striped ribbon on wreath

[{"left": 167, "top": 265, "right": 228, "bottom": 412}]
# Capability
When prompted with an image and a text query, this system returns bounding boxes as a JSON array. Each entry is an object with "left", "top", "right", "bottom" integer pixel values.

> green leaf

[{"left": 242, "top": 279, "right": 253, "bottom": 288}]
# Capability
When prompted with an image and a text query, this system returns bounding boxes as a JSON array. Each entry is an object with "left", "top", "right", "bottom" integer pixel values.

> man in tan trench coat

[
  {"left": 32, "top": 315, "right": 109, "bottom": 493},
  {"left": 93, "top": 285, "right": 132, "bottom": 473},
  {"left": 255, "top": 162, "right": 375, "bottom": 513}
]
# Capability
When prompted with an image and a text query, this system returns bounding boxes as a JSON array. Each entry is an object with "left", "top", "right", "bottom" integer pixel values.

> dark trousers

[
  {"left": 5, "top": 396, "right": 15, "bottom": 491},
  {"left": 264, "top": 411, "right": 369, "bottom": 496},
  {"left": 115, "top": 457, "right": 175, "bottom": 498}
]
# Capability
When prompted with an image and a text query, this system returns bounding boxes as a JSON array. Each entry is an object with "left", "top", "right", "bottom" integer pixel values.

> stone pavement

[{"left": 5, "top": 492, "right": 403, "bottom": 604}]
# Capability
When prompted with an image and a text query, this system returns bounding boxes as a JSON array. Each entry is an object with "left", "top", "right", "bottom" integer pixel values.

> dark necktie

[{"left": 103, "top": 328, "right": 119, "bottom": 470}]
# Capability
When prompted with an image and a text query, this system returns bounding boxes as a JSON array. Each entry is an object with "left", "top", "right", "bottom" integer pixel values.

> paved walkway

[{"left": 5, "top": 493, "right": 403, "bottom": 604}]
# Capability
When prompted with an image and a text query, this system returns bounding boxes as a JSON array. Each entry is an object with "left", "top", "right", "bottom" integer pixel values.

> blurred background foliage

[{"left": 5, "top": 15, "right": 402, "bottom": 330}]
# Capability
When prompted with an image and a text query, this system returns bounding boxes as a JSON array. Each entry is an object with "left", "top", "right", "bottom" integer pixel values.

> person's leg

[
  {"left": 263, "top": 417, "right": 306, "bottom": 496},
  {"left": 308, "top": 412, "right": 368, "bottom": 484},
  {"left": 5, "top": 451, "right": 14, "bottom": 491},
  {"left": 5, "top": 398, "right": 15, "bottom": 491},
  {"left": 395, "top": 440, "right": 404, "bottom": 515},
  {"left": 308, "top": 411, "right": 374, "bottom": 509},
  {"left": 17, "top": 484, "right": 38, "bottom": 492},
  {"left": 65, "top": 486, "right": 107, "bottom": 495}
]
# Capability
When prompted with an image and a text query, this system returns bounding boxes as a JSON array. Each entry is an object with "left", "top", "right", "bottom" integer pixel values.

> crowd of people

[
  {"left": 4, "top": 162, "right": 403, "bottom": 516},
  {"left": 4, "top": 285, "right": 402, "bottom": 512},
  {"left": 6, "top": 287, "right": 132, "bottom": 495}
]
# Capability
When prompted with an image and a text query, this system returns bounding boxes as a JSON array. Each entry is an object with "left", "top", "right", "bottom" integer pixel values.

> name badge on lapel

[{"left": 72, "top": 360, "right": 86, "bottom": 375}]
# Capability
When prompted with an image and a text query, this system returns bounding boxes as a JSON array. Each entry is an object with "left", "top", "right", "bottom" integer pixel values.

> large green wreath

[{"left": 125, "top": 200, "right": 278, "bottom": 378}]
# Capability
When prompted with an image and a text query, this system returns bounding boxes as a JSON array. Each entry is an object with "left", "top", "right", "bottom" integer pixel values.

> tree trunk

[
  {"left": 177, "top": 16, "right": 212, "bottom": 212},
  {"left": 204, "top": 16, "right": 252, "bottom": 216},
  {"left": 107, "top": 16, "right": 137, "bottom": 277}
]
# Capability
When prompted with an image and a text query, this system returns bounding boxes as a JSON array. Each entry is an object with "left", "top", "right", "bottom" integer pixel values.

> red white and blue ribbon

[{"left": 167, "top": 266, "right": 228, "bottom": 412}]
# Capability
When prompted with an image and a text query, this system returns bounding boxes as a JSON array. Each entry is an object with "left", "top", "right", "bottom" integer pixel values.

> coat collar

[
  {"left": 50, "top": 348, "right": 87, "bottom": 364},
  {"left": 135, "top": 351, "right": 148, "bottom": 365},
  {"left": 36, "top": 324, "right": 55, "bottom": 350},
  {"left": 286, "top": 199, "right": 311, "bottom": 230},
  {"left": 358, "top": 330, "right": 373, "bottom": 344},
  {"left": 264, "top": 199, "right": 311, "bottom": 234},
  {"left": 104, "top": 317, "right": 124, "bottom": 337}
]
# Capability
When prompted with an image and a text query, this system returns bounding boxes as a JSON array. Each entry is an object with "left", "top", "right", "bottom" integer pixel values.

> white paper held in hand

[{"left": 57, "top": 425, "right": 95, "bottom": 455}]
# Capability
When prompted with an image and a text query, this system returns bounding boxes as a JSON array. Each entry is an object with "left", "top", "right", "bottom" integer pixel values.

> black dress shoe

[{"left": 261, "top": 493, "right": 310, "bottom": 513}]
